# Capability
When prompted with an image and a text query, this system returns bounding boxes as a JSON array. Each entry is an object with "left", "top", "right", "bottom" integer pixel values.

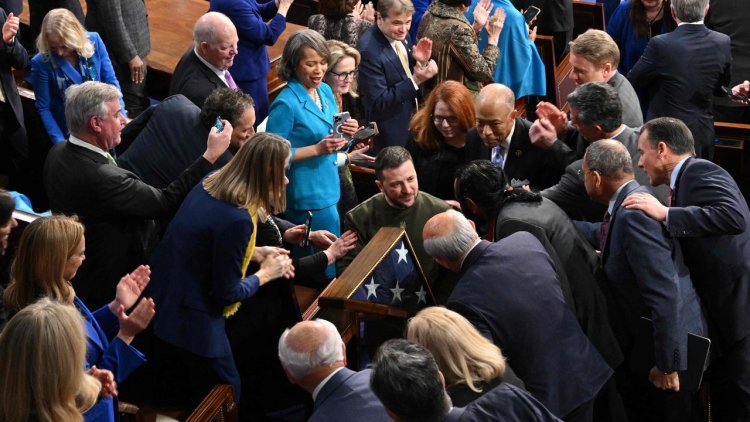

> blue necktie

[{"left": 493, "top": 145, "right": 505, "bottom": 168}]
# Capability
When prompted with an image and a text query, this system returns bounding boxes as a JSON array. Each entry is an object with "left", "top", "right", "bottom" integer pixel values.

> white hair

[
  {"left": 423, "top": 210, "right": 478, "bottom": 261},
  {"left": 278, "top": 319, "right": 344, "bottom": 379}
]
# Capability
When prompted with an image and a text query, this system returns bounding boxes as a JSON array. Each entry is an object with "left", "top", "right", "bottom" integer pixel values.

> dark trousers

[
  {"left": 113, "top": 59, "right": 150, "bottom": 119},
  {"left": 237, "top": 77, "right": 269, "bottom": 125},
  {"left": 563, "top": 397, "right": 595, "bottom": 422},
  {"left": 707, "top": 334, "right": 750, "bottom": 422}
]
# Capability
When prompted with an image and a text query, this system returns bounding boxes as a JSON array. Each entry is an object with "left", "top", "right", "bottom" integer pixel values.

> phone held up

[
  {"left": 523, "top": 6, "right": 541, "bottom": 25},
  {"left": 333, "top": 111, "right": 351, "bottom": 141},
  {"left": 214, "top": 116, "right": 224, "bottom": 133},
  {"left": 302, "top": 211, "right": 313, "bottom": 248}
]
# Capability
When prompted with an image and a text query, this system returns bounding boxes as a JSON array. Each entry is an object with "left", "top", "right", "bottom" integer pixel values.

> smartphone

[
  {"left": 302, "top": 211, "right": 313, "bottom": 248},
  {"left": 721, "top": 86, "right": 749, "bottom": 102},
  {"left": 214, "top": 116, "right": 224, "bottom": 133},
  {"left": 346, "top": 122, "right": 379, "bottom": 152},
  {"left": 523, "top": 6, "right": 541, "bottom": 24},
  {"left": 333, "top": 111, "right": 351, "bottom": 140}
]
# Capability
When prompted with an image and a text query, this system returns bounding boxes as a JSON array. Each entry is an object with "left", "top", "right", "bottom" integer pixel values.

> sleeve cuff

[{"left": 336, "top": 152, "right": 348, "bottom": 167}]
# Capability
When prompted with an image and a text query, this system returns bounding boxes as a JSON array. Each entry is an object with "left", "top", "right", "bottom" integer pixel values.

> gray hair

[
  {"left": 278, "top": 319, "right": 344, "bottom": 379},
  {"left": 585, "top": 140, "right": 633, "bottom": 178},
  {"left": 423, "top": 210, "right": 478, "bottom": 261},
  {"left": 278, "top": 29, "right": 330, "bottom": 82},
  {"left": 641, "top": 117, "right": 696, "bottom": 156},
  {"left": 568, "top": 82, "right": 622, "bottom": 132},
  {"left": 369, "top": 339, "right": 452, "bottom": 421},
  {"left": 193, "top": 12, "right": 233, "bottom": 46},
  {"left": 65, "top": 82, "right": 121, "bottom": 135},
  {"left": 377, "top": 0, "right": 415, "bottom": 18},
  {"left": 671, "top": 0, "right": 708, "bottom": 22}
]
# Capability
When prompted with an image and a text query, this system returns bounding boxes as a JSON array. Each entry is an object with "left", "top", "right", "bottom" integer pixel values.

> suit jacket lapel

[
  {"left": 375, "top": 26, "right": 410, "bottom": 82},
  {"left": 289, "top": 79, "right": 332, "bottom": 127},
  {"left": 66, "top": 141, "right": 109, "bottom": 165},
  {"left": 190, "top": 50, "right": 224, "bottom": 89},
  {"left": 672, "top": 157, "right": 692, "bottom": 204},
  {"left": 74, "top": 297, "right": 108, "bottom": 352},
  {"left": 53, "top": 55, "right": 84, "bottom": 85},
  {"left": 602, "top": 180, "right": 640, "bottom": 261},
  {"left": 461, "top": 240, "right": 491, "bottom": 273},
  {"left": 505, "top": 119, "right": 523, "bottom": 177}
]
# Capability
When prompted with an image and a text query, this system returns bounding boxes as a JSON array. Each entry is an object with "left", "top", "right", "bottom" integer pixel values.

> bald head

[
  {"left": 423, "top": 210, "right": 479, "bottom": 268},
  {"left": 193, "top": 12, "right": 238, "bottom": 70},
  {"left": 278, "top": 319, "right": 344, "bottom": 380},
  {"left": 475, "top": 84, "right": 516, "bottom": 148}
]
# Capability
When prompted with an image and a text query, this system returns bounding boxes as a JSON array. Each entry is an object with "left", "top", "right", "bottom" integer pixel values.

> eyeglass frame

[
  {"left": 329, "top": 69, "right": 358, "bottom": 81},
  {"left": 432, "top": 115, "right": 461, "bottom": 126}
]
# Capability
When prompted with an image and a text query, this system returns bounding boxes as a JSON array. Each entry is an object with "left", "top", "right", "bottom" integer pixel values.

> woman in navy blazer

[
  {"left": 267, "top": 29, "right": 358, "bottom": 279},
  {"left": 28, "top": 8, "right": 125, "bottom": 143},
  {"left": 3, "top": 216, "right": 155, "bottom": 422}
]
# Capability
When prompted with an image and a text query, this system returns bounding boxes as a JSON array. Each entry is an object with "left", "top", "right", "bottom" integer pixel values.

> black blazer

[
  {"left": 465, "top": 118, "right": 575, "bottom": 190},
  {"left": 117, "top": 94, "right": 233, "bottom": 188},
  {"left": 44, "top": 141, "right": 215, "bottom": 308},
  {"left": 448, "top": 234, "right": 612, "bottom": 418},
  {"left": 168, "top": 48, "right": 227, "bottom": 108},
  {"left": 357, "top": 24, "right": 418, "bottom": 153},
  {"left": 0, "top": 10, "right": 26, "bottom": 129},
  {"left": 628, "top": 24, "right": 731, "bottom": 158},
  {"left": 667, "top": 157, "right": 750, "bottom": 349}
]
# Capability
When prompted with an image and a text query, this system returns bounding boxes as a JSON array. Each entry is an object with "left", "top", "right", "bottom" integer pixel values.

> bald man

[
  {"left": 278, "top": 320, "right": 389, "bottom": 422},
  {"left": 423, "top": 210, "right": 612, "bottom": 421},
  {"left": 465, "top": 84, "right": 575, "bottom": 190},
  {"left": 169, "top": 12, "right": 239, "bottom": 108}
]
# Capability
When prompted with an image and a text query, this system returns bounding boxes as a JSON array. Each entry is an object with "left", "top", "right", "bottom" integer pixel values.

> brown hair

[
  {"left": 569, "top": 29, "right": 621, "bottom": 69},
  {"left": 4, "top": 216, "right": 80, "bottom": 315},
  {"left": 630, "top": 0, "right": 676, "bottom": 38},
  {"left": 409, "top": 81, "right": 475, "bottom": 152}
]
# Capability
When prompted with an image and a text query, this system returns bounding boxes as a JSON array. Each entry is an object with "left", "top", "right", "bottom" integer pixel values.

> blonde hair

[
  {"left": 406, "top": 307, "right": 506, "bottom": 392},
  {"left": 0, "top": 298, "right": 100, "bottom": 422},
  {"left": 203, "top": 132, "right": 291, "bottom": 217},
  {"left": 569, "top": 29, "right": 620, "bottom": 69},
  {"left": 37, "top": 8, "right": 94, "bottom": 60},
  {"left": 4, "top": 215, "right": 81, "bottom": 315},
  {"left": 325, "top": 39, "right": 361, "bottom": 97}
]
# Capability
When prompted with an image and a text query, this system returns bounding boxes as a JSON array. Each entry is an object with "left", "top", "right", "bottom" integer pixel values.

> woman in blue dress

[
  {"left": 28, "top": 8, "right": 125, "bottom": 143},
  {"left": 3, "top": 215, "right": 155, "bottom": 422}
]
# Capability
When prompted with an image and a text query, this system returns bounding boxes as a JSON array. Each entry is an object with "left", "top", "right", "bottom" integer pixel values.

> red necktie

[
  {"left": 600, "top": 211, "right": 611, "bottom": 250},
  {"left": 667, "top": 187, "right": 673, "bottom": 206}
]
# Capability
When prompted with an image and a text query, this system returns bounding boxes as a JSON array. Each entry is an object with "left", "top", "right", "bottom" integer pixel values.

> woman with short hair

[
  {"left": 267, "top": 29, "right": 358, "bottom": 279},
  {"left": 28, "top": 8, "right": 125, "bottom": 143},
  {"left": 0, "top": 298, "right": 103, "bottom": 422}
]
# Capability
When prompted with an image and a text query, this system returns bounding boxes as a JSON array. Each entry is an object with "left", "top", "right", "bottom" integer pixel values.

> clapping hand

[
  {"left": 110, "top": 265, "right": 150, "bottom": 313},
  {"left": 485, "top": 8, "right": 506, "bottom": 44},
  {"left": 535, "top": 101, "right": 568, "bottom": 138},
  {"left": 412, "top": 37, "right": 432, "bottom": 64},
  {"left": 89, "top": 366, "right": 118, "bottom": 399},
  {"left": 2, "top": 13, "right": 18, "bottom": 44},
  {"left": 472, "top": 0, "right": 493, "bottom": 31},
  {"left": 116, "top": 298, "right": 156, "bottom": 344}
]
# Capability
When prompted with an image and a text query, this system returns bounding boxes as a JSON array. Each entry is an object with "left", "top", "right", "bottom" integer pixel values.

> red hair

[{"left": 409, "top": 81, "right": 475, "bottom": 152}]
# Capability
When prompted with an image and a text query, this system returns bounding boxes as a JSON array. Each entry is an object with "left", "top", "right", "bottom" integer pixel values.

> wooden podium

[{"left": 295, "top": 227, "right": 436, "bottom": 360}]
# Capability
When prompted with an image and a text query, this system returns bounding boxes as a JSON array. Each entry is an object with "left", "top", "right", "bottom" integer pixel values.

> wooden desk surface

[{"left": 20, "top": 0, "right": 305, "bottom": 75}]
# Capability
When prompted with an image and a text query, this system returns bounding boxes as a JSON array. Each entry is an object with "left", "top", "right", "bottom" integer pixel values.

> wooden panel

[
  {"left": 572, "top": 0, "right": 605, "bottom": 39},
  {"left": 555, "top": 54, "right": 576, "bottom": 113},
  {"left": 534, "top": 35, "right": 557, "bottom": 106},
  {"left": 714, "top": 121, "right": 749, "bottom": 180}
]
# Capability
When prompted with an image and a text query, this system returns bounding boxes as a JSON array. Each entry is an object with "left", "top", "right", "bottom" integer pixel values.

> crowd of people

[{"left": 0, "top": 0, "right": 749, "bottom": 420}]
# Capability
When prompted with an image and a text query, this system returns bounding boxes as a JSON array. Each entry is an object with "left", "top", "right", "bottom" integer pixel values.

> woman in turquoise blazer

[
  {"left": 28, "top": 8, "right": 125, "bottom": 143},
  {"left": 266, "top": 29, "right": 357, "bottom": 278}
]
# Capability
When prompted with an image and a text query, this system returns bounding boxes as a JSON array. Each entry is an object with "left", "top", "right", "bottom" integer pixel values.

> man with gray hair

[
  {"left": 169, "top": 12, "right": 239, "bottom": 108},
  {"left": 628, "top": 0, "right": 731, "bottom": 159},
  {"left": 43, "top": 81, "right": 231, "bottom": 308},
  {"left": 577, "top": 139, "right": 707, "bottom": 420},
  {"left": 423, "top": 210, "right": 613, "bottom": 422},
  {"left": 278, "top": 319, "right": 389, "bottom": 421},
  {"left": 534, "top": 82, "right": 667, "bottom": 221}
]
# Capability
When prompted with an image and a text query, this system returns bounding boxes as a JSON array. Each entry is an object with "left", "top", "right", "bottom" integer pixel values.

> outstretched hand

[
  {"left": 412, "top": 37, "right": 433, "bottom": 64},
  {"left": 116, "top": 298, "right": 156, "bottom": 344},
  {"left": 111, "top": 265, "right": 151, "bottom": 312},
  {"left": 622, "top": 192, "right": 668, "bottom": 221}
]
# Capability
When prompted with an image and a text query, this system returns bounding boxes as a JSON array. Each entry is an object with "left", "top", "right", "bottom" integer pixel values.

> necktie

[
  {"left": 224, "top": 70, "right": 238, "bottom": 91},
  {"left": 667, "top": 187, "right": 673, "bottom": 206},
  {"left": 599, "top": 211, "right": 610, "bottom": 251},
  {"left": 394, "top": 42, "right": 413, "bottom": 80},
  {"left": 105, "top": 152, "right": 118, "bottom": 166},
  {"left": 492, "top": 145, "right": 505, "bottom": 169}
]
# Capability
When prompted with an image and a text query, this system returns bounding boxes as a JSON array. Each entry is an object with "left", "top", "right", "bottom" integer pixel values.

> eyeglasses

[
  {"left": 329, "top": 69, "right": 358, "bottom": 81},
  {"left": 577, "top": 168, "right": 600, "bottom": 178},
  {"left": 432, "top": 115, "right": 460, "bottom": 126}
]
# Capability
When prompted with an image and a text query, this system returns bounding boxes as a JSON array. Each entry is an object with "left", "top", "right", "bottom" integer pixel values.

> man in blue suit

[
  {"left": 370, "top": 339, "right": 562, "bottom": 421},
  {"left": 423, "top": 210, "right": 613, "bottom": 422},
  {"left": 624, "top": 117, "right": 750, "bottom": 422},
  {"left": 278, "top": 319, "right": 389, "bottom": 421},
  {"left": 357, "top": 0, "right": 438, "bottom": 153},
  {"left": 579, "top": 139, "right": 707, "bottom": 421},
  {"left": 628, "top": 0, "right": 731, "bottom": 159}
]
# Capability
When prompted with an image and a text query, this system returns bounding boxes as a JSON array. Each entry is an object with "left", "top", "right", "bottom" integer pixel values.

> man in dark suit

[
  {"left": 579, "top": 139, "right": 707, "bottom": 421},
  {"left": 357, "top": 0, "right": 437, "bottom": 153},
  {"left": 0, "top": 10, "right": 27, "bottom": 194},
  {"left": 278, "top": 319, "right": 389, "bottom": 422},
  {"left": 628, "top": 0, "right": 731, "bottom": 159},
  {"left": 423, "top": 210, "right": 613, "bottom": 421},
  {"left": 624, "top": 117, "right": 750, "bottom": 422},
  {"left": 43, "top": 81, "right": 231, "bottom": 308},
  {"left": 86, "top": 0, "right": 151, "bottom": 118},
  {"left": 370, "top": 339, "right": 562, "bottom": 421},
  {"left": 169, "top": 12, "right": 239, "bottom": 108},
  {"left": 465, "top": 84, "right": 575, "bottom": 190},
  {"left": 117, "top": 89, "right": 255, "bottom": 188},
  {"left": 537, "top": 82, "right": 667, "bottom": 221}
]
